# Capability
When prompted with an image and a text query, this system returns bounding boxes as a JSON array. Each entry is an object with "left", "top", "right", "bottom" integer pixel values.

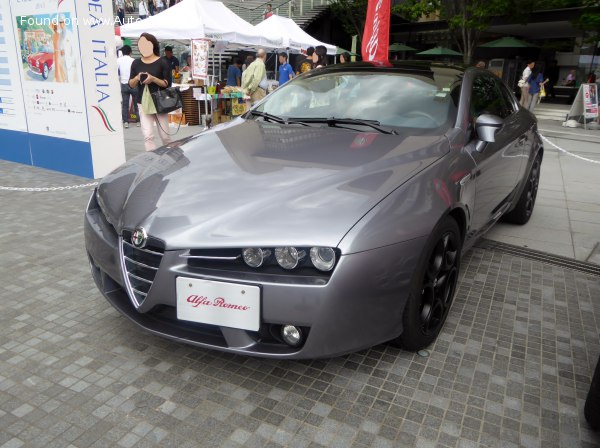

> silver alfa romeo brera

[{"left": 84, "top": 61, "right": 543, "bottom": 359}]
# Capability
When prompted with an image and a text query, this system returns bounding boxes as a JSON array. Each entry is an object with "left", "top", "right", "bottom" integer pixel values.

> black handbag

[{"left": 151, "top": 87, "right": 182, "bottom": 114}]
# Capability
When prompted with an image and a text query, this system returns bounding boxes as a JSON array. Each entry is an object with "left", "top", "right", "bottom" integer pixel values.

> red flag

[{"left": 361, "top": 0, "right": 391, "bottom": 63}]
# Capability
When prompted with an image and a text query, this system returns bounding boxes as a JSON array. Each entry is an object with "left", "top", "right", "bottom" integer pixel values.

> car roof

[{"left": 305, "top": 60, "right": 467, "bottom": 83}]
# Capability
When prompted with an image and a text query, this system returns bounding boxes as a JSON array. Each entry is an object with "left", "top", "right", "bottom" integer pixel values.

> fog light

[
  {"left": 275, "top": 247, "right": 305, "bottom": 270},
  {"left": 242, "top": 248, "right": 270, "bottom": 268},
  {"left": 281, "top": 325, "right": 303, "bottom": 347}
]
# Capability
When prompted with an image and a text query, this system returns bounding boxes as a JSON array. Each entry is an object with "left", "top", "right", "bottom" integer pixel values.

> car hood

[
  {"left": 28, "top": 54, "right": 46, "bottom": 62},
  {"left": 98, "top": 120, "right": 448, "bottom": 249}
]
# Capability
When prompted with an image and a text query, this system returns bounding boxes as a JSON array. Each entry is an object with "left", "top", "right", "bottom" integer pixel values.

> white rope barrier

[
  {"left": 0, "top": 182, "right": 98, "bottom": 192},
  {"left": 540, "top": 134, "right": 600, "bottom": 166}
]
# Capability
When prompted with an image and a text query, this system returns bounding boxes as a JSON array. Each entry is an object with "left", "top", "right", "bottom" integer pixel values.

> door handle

[{"left": 518, "top": 136, "right": 527, "bottom": 145}]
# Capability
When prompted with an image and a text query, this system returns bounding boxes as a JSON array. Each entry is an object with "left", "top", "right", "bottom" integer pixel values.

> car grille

[{"left": 120, "top": 230, "right": 164, "bottom": 307}]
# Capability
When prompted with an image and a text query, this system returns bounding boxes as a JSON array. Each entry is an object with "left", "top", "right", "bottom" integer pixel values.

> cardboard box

[{"left": 232, "top": 101, "right": 248, "bottom": 116}]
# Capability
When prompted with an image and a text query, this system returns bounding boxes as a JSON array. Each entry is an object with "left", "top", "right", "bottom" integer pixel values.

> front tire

[
  {"left": 394, "top": 216, "right": 462, "bottom": 351},
  {"left": 503, "top": 154, "right": 541, "bottom": 225}
]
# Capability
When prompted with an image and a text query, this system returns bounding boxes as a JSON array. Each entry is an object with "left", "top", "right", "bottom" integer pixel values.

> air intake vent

[{"left": 120, "top": 231, "right": 164, "bottom": 307}]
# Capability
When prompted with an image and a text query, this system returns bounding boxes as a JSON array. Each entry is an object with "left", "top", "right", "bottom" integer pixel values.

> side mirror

[{"left": 475, "top": 114, "right": 503, "bottom": 144}]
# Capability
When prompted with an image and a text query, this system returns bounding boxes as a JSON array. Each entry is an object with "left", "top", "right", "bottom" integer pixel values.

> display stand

[{"left": 564, "top": 83, "right": 599, "bottom": 129}]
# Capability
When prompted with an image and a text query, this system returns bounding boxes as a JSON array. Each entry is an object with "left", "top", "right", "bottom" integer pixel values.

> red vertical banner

[{"left": 361, "top": 0, "right": 391, "bottom": 63}]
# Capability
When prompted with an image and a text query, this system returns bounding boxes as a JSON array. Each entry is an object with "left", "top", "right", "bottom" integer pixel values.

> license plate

[{"left": 176, "top": 277, "right": 260, "bottom": 331}]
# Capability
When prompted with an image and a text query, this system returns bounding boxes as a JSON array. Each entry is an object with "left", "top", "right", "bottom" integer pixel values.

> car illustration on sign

[{"left": 27, "top": 51, "right": 54, "bottom": 80}]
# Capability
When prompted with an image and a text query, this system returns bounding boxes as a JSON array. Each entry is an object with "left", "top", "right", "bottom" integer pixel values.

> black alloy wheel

[
  {"left": 502, "top": 154, "right": 542, "bottom": 225},
  {"left": 419, "top": 232, "right": 459, "bottom": 336},
  {"left": 524, "top": 156, "right": 541, "bottom": 216},
  {"left": 395, "top": 216, "right": 462, "bottom": 351}
]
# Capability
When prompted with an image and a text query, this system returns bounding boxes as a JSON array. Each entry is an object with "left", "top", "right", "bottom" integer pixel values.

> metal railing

[{"left": 227, "top": 0, "right": 332, "bottom": 25}]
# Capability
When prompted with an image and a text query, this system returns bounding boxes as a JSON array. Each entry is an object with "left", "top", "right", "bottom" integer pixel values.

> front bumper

[
  {"left": 28, "top": 63, "right": 41, "bottom": 74},
  {"left": 84, "top": 194, "right": 427, "bottom": 359}
]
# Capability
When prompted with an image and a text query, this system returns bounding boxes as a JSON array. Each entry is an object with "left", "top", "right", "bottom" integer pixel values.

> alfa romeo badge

[{"left": 131, "top": 227, "right": 148, "bottom": 248}]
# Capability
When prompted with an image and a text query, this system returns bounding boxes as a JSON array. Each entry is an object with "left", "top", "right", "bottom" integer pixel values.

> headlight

[
  {"left": 275, "top": 246, "right": 305, "bottom": 270},
  {"left": 96, "top": 189, "right": 108, "bottom": 217},
  {"left": 310, "top": 247, "right": 336, "bottom": 271},
  {"left": 242, "top": 248, "right": 270, "bottom": 268}
]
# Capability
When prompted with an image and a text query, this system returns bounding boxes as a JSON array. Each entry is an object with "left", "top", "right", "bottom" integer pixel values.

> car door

[
  {"left": 466, "top": 74, "right": 525, "bottom": 234},
  {"left": 495, "top": 79, "right": 531, "bottom": 182}
]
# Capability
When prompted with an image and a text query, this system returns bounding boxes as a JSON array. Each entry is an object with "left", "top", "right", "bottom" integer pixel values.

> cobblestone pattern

[{"left": 1, "top": 159, "right": 600, "bottom": 448}]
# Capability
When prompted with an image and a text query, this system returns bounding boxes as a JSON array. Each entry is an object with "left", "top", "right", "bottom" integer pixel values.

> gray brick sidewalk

[{"left": 1, "top": 131, "right": 600, "bottom": 447}]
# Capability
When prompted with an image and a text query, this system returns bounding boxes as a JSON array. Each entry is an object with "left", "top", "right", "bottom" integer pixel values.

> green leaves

[
  {"left": 392, "top": 0, "right": 440, "bottom": 22},
  {"left": 329, "top": 0, "right": 369, "bottom": 44}
]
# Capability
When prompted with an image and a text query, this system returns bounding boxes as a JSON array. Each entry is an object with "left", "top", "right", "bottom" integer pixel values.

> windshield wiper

[
  {"left": 246, "top": 110, "right": 287, "bottom": 124},
  {"left": 287, "top": 117, "right": 397, "bottom": 135}
]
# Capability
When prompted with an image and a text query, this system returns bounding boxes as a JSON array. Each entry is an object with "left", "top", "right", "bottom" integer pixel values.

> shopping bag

[
  {"left": 129, "top": 97, "right": 138, "bottom": 121},
  {"left": 141, "top": 85, "right": 157, "bottom": 114},
  {"left": 151, "top": 87, "right": 182, "bottom": 114}
]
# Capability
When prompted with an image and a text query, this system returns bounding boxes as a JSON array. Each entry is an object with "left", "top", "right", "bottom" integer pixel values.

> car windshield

[{"left": 257, "top": 70, "right": 459, "bottom": 133}]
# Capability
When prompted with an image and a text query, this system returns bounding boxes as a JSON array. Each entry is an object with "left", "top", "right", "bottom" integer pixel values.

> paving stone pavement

[{"left": 1, "top": 158, "right": 600, "bottom": 448}]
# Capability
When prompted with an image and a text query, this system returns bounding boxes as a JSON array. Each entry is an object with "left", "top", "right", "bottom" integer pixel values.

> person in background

[
  {"left": 138, "top": 0, "right": 148, "bottom": 19},
  {"left": 339, "top": 51, "right": 351, "bottom": 64},
  {"left": 312, "top": 45, "right": 328, "bottom": 69},
  {"left": 115, "top": 0, "right": 125, "bottom": 25},
  {"left": 164, "top": 45, "right": 179, "bottom": 71},
  {"left": 475, "top": 60, "right": 486, "bottom": 68},
  {"left": 227, "top": 58, "right": 242, "bottom": 86},
  {"left": 117, "top": 45, "right": 140, "bottom": 128},
  {"left": 526, "top": 66, "right": 548, "bottom": 112},
  {"left": 242, "top": 55, "right": 254, "bottom": 72},
  {"left": 180, "top": 55, "right": 192, "bottom": 72},
  {"left": 519, "top": 60, "right": 535, "bottom": 107},
  {"left": 278, "top": 52, "right": 294, "bottom": 86},
  {"left": 296, "top": 47, "right": 314, "bottom": 74},
  {"left": 242, "top": 48, "right": 267, "bottom": 105},
  {"left": 564, "top": 69, "right": 576, "bottom": 86},
  {"left": 263, "top": 3, "right": 273, "bottom": 20},
  {"left": 129, "top": 32, "right": 172, "bottom": 151},
  {"left": 147, "top": 0, "right": 155, "bottom": 15},
  {"left": 155, "top": 0, "right": 165, "bottom": 13}
]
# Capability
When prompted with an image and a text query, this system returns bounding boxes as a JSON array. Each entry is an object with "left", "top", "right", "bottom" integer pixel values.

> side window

[
  {"left": 470, "top": 75, "right": 504, "bottom": 120},
  {"left": 496, "top": 81, "right": 517, "bottom": 118}
]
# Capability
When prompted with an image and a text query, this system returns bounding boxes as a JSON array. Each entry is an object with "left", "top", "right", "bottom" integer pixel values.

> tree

[
  {"left": 393, "top": 0, "right": 508, "bottom": 64},
  {"left": 575, "top": 0, "right": 600, "bottom": 44},
  {"left": 329, "top": 0, "right": 369, "bottom": 45}
]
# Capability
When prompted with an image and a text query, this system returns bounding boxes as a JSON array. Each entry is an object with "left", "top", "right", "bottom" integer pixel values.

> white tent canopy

[
  {"left": 254, "top": 16, "right": 336, "bottom": 55},
  {"left": 120, "top": 0, "right": 267, "bottom": 48}
]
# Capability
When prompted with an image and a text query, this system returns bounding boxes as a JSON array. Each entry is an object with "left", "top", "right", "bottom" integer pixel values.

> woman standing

[
  {"left": 312, "top": 46, "right": 328, "bottom": 69},
  {"left": 339, "top": 51, "right": 351, "bottom": 64},
  {"left": 526, "top": 67, "right": 548, "bottom": 112},
  {"left": 129, "top": 33, "right": 172, "bottom": 151}
]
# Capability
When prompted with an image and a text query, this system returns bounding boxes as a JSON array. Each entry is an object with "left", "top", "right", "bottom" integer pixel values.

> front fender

[{"left": 338, "top": 150, "right": 475, "bottom": 255}]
